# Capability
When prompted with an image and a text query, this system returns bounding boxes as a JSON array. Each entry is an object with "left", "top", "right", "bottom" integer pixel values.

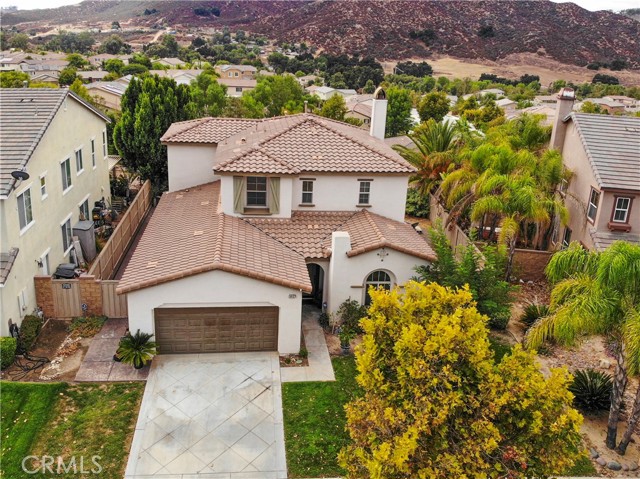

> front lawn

[
  {"left": 282, "top": 356, "right": 359, "bottom": 478},
  {"left": 1, "top": 381, "right": 144, "bottom": 478}
]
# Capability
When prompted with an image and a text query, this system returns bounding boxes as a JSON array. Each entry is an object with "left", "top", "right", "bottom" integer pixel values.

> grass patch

[
  {"left": 1, "top": 381, "right": 144, "bottom": 478},
  {"left": 283, "top": 356, "right": 359, "bottom": 478},
  {"left": 564, "top": 453, "right": 598, "bottom": 476},
  {"left": 489, "top": 336, "right": 513, "bottom": 362},
  {"left": 1, "top": 381, "right": 66, "bottom": 478}
]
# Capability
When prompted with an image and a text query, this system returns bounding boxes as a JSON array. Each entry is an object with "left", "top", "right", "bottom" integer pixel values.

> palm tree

[
  {"left": 526, "top": 241, "right": 640, "bottom": 453},
  {"left": 393, "top": 119, "right": 459, "bottom": 196}
]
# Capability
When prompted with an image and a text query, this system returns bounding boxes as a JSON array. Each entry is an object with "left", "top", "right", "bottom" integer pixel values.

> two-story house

[
  {"left": 550, "top": 88, "right": 640, "bottom": 251},
  {"left": 0, "top": 88, "right": 111, "bottom": 336},
  {"left": 117, "top": 89, "right": 435, "bottom": 355},
  {"left": 214, "top": 64, "right": 257, "bottom": 80}
]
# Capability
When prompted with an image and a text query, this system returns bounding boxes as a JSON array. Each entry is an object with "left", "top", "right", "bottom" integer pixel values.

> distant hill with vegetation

[{"left": 3, "top": 0, "right": 639, "bottom": 69}]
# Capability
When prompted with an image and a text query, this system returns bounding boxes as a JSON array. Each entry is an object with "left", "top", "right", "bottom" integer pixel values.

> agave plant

[
  {"left": 569, "top": 369, "right": 613, "bottom": 413},
  {"left": 116, "top": 329, "right": 157, "bottom": 369},
  {"left": 520, "top": 303, "right": 550, "bottom": 329}
]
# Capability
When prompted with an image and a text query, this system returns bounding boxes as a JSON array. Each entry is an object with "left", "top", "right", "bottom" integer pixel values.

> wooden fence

[
  {"left": 429, "top": 193, "right": 552, "bottom": 281},
  {"left": 101, "top": 280, "right": 128, "bottom": 318},
  {"left": 89, "top": 180, "right": 152, "bottom": 280}
]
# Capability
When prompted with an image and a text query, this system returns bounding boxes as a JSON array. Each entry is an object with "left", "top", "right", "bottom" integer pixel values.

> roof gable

[
  {"left": 0, "top": 88, "right": 109, "bottom": 196},
  {"left": 568, "top": 113, "right": 640, "bottom": 191}
]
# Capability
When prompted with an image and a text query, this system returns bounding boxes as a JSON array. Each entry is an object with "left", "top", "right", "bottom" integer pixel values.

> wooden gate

[
  {"left": 101, "top": 281, "right": 128, "bottom": 318},
  {"left": 51, "top": 279, "right": 82, "bottom": 318}
]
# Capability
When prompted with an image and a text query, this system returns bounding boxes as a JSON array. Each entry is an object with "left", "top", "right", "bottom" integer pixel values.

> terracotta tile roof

[
  {"left": 117, "top": 182, "right": 312, "bottom": 294},
  {"left": 160, "top": 117, "right": 260, "bottom": 144},
  {"left": 0, "top": 247, "right": 19, "bottom": 286},
  {"left": 248, "top": 210, "right": 436, "bottom": 261},
  {"left": 216, "top": 149, "right": 300, "bottom": 175},
  {"left": 215, "top": 114, "right": 414, "bottom": 175},
  {"left": 247, "top": 211, "right": 355, "bottom": 258}
]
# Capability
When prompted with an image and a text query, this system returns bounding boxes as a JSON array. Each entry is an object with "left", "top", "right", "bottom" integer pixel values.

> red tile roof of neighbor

[
  {"left": 117, "top": 181, "right": 435, "bottom": 294},
  {"left": 161, "top": 113, "right": 415, "bottom": 175}
]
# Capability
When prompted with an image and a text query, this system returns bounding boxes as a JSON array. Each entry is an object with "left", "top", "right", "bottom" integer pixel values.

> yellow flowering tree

[{"left": 339, "top": 282, "right": 582, "bottom": 478}]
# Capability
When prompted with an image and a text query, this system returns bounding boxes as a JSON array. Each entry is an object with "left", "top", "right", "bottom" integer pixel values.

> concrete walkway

[
  {"left": 125, "top": 352, "right": 286, "bottom": 478},
  {"left": 75, "top": 318, "right": 149, "bottom": 382},
  {"left": 281, "top": 305, "right": 335, "bottom": 383}
]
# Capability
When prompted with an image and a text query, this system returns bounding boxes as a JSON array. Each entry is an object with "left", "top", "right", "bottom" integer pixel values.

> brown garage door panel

[{"left": 154, "top": 306, "right": 279, "bottom": 354}]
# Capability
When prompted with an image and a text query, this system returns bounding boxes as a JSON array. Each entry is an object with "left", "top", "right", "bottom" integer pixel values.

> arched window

[{"left": 364, "top": 270, "right": 392, "bottom": 306}]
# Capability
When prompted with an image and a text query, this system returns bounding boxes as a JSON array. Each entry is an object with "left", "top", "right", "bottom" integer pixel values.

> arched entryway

[
  {"left": 363, "top": 270, "right": 394, "bottom": 306},
  {"left": 304, "top": 263, "right": 325, "bottom": 306}
]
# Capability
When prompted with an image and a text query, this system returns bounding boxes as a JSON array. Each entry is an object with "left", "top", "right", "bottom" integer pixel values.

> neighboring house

[
  {"left": 217, "top": 77, "right": 257, "bottom": 97},
  {"left": 156, "top": 57, "right": 187, "bottom": 69},
  {"left": 345, "top": 97, "right": 373, "bottom": 127},
  {"left": 19, "top": 62, "right": 66, "bottom": 78},
  {"left": 496, "top": 97, "right": 517, "bottom": 113},
  {"left": 550, "top": 88, "right": 640, "bottom": 252},
  {"left": 117, "top": 89, "right": 435, "bottom": 355},
  {"left": 148, "top": 69, "right": 201, "bottom": 86},
  {"left": 214, "top": 64, "right": 257, "bottom": 80},
  {"left": 603, "top": 95, "right": 639, "bottom": 113},
  {"left": 310, "top": 86, "right": 358, "bottom": 101},
  {"left": 534, "top": 94, "right": 558, "bottom": 105},
  {"left": 296, "top": 74, "right": 320, "bottom": 87},
  {"left": 78, "top": 70, "right": 111, "bottom": 83},
  {"left": 87, "top": 54, "right": 131, "bottom": 67},
  {"left": 0, "top": 53, "right": 28, "bottom": 71},
  {"left": 86, "top": 81, "right": 127, "bottom": 111},
  {"left": 506, "top": 104, "right": 556, "bottom": 126},
  {"left": 31, "top": 73, "right": 60, "bottom": 85},
  {"left": 0, "top": 89, "right": 110, "bottom": 336},
  {"left": 577, "top": 98, "right": 626, "bottom": 114}
]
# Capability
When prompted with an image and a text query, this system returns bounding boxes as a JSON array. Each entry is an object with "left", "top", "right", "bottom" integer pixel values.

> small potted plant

[
  {"left": 116, "top": 329, "right": 157, "bottom": 369},
  {"left": 338, "top": 327, "right": 356, "bottom": 355}
]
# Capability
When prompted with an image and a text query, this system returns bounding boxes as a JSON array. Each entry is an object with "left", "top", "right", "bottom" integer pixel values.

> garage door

[{"left": 154, "top": 306, "right": 279, "bottom": 354}]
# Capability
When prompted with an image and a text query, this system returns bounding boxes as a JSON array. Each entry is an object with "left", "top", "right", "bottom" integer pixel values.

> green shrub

[
  {"left": 1, "top": 337, "right": 17, "bottom": 369},
  {"left": 520, "top": 303, "right": 550, "bottom": 329},
  {"left": 69, "top": 315, "right": 107, "bottom": 337},
  {"left": 336, "top": 299, "right": 367, "bottom": 335},
  {"left": 415, "top": 225, "right": 516, "bottom": 330},
  {"left": 405, "top": 188, "right": 430, "bottom": 218},
  {"left": 569, "top": 369, "right": 612, "bottom": 413},
  {"left": 19, "top": 315, "right": 43, "bottom": 351},
  {"left": 299, "top": 347, "right": 309, "bottom": 359},
  {"left": 116, "top": 330, "right": 157, "bottom": 368},
  {"left": 319, "top": 312, "right": 330, "bottom": 331}
]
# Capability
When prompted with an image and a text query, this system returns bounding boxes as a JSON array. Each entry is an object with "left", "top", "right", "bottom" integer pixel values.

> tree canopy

[
  {"left": 385, "top": 86, "right": 413, "bottom": 137},
  {"left": 340, "top": 282, "right": 582, "bottom": 478}
]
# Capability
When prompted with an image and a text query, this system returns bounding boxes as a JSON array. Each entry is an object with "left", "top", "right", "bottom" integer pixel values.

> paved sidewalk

[
  {"left": 125, "top": 352, "right": 286, "bottom": 478},
  {"left": 281, "top": 306, "right": 335, "bottom": 383},
  {"left": 75, "top": 318, "right": 149, "bottom": 382}
]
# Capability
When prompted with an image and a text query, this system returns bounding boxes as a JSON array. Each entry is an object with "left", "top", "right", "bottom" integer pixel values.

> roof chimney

[
  {"left": 550, "top": 87, "right": 575, "bottom": 152},
  {"left": 369, "top": 87, "right": 387, "bottom": 140}
]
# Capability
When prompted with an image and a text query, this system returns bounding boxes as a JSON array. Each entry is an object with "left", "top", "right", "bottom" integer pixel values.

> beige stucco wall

[
  {"left": 0, "top": 96, "right": 109, "bottom": 335},
  {"left": 167, "top": 144, "right": 218, "bottom": 192},
  {"left": 88, "top": 88, "right": 121, "bottom": 112},
  {"left": 126, "top": 269, "right": 303, "bottom": 354}
]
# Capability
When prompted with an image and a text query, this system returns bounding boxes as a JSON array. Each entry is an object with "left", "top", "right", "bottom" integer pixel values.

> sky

[{"left": 0, "top": 0, "right": 638, "bottom": 12}]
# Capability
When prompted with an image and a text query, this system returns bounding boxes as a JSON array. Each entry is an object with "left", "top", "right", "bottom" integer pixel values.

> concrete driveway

[{"left": 125, "top": 352, "right": 286, "bottom": 478}]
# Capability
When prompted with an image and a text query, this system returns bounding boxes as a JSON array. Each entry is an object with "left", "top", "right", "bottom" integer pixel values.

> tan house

[
  {"left": 86, "top": 81, "right": 127, "bottom": 112},
  {"left": 216, "top": 77, "right": 257, "bottom": 97},
  {"left": 214, "top": 64, "right": 257, "bottom": 80},
  {"left": 550, "top": 88, "right": 640, "bottom": 251},
  {"left": 0, "top": 89, "right": 111, "bottom": 336}
]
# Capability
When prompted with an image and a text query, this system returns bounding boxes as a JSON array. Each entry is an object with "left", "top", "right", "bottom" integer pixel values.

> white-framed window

[
  {"left": 79, "top": 196, "right": 90, "bottom": 221},
  {"left": 587, "top": 187, "right": 600, "bottom": 222},
  {"left": 39, "top": 173, "right": 47, "bottom": 199},
  {"left": 102, "top": 129, "right": 107, "bottom": 157},
  {"left": 234, "top": 71, "right": 239, "bottom": 77},
  {"left": 91, "top": 138, "right": 96, "bottom": 168},
  {"left": 17, "top": 187, "right": 33, "bottom": 231},
  {"left": 301, "top": 180, "right": 314, "bottom": 204},
  {"left": 61, "top": 216, "right": 73, "bottom": 254},
  {"left": 358, "top": 180, "right": 371, "bottom": 205},
  {"left": 364, "top": 270, "right": 393, "bottom": 306},
  {"left": 612, "top": 197, "right": 632, "bottom": 223},
  {"left": 246, "top": 176, "right": 267, "bottom": 207},
  {"left": 236, "top": 87, "right": 242, "bottom": 93},
  {"left": 75, "top": 148, "right": 84, "bottom": 174},
  {"left": 61, "top": 158, "right": 72, "bottom": 192},
  {"left": 228, "top": 72, "right": 232, "bottom": 77},
  {"left": 562, "top": 227, "right": 572, "bottom": 249}
]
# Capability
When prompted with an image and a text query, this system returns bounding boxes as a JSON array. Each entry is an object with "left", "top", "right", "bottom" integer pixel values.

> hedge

[
  {"left": 19, "top": 315, "right": 43, "bottom": 351},
  {"left": 1, "top": 337, "right": 17, "bottom": 369}
]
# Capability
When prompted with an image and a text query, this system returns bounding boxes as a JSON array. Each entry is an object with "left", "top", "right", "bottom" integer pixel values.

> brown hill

[{"left": 4, "top": 0, "right": 640, "bottom": 68}]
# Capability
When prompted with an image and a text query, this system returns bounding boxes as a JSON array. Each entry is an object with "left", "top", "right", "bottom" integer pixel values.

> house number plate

[{"left": 62, "top": 283, "right": 72, "bottom": 289}]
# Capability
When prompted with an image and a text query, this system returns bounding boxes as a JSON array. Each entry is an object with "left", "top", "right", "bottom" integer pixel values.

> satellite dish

[{"left": 11, "top": 169, "right": 29, "bottom": 181}]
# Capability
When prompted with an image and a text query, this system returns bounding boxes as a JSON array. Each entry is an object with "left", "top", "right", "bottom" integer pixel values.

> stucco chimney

[
  {"left": 550, "top": 87, "right": 575, "bottom": 152},
  {"left": 369, "top": 87, "right": 387, "bottom": 140}
]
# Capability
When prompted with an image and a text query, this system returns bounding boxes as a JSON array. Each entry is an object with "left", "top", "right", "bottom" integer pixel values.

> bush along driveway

[{"left": 1, "top": 381, "right": 144, "bottom": 478}]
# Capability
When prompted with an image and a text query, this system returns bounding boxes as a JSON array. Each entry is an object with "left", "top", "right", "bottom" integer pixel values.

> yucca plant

[
  {"left": 520, "top": 303, "right": 550, "bottom": 329},
  {"left": 569, "top": 369, "right": 613, "bottom": 413},
  {"left": 116, "top": 329, "right": 157, "bottom": 369}
]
